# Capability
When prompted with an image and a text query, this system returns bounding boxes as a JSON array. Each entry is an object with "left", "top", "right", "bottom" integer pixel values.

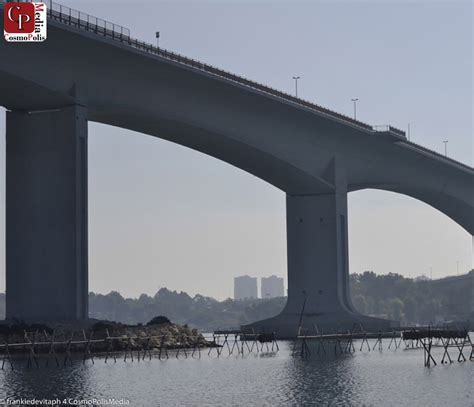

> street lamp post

[
  {"left": 351, "top": 98, "right": 359, "bottom": 120},
  {"left": 155, "top": 31, "right": 160, "bottom": 48},
  {"left": 292, "top": 76, "right": 300, "bottom": 98},
  {"left": 443, "top": 140, "right": 448, "bottom": 157}
]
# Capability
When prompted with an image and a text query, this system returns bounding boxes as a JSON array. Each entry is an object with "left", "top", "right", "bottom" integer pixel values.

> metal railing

[
  {"left": 373, "top": 125, "right": 406, "bottom": 137},
  {"left": 0, "top": 0, "right": 380, "bottom": 134},
  {"left": 47, "top": 1, "right": 130, "bottom": 39},
  {"left": 400, "top": 140, "right": 474, "bottom": 172},
  {"left": 0, "top": 0, "right": 130, "bottom": 38},
  {"left": 5, "top": 0, "right": 474, "bottom": 176}
]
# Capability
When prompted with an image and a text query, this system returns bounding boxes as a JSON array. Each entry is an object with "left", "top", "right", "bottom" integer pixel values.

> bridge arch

[{"left": 86, "top": 121, "right": 287, "bottom": 299}]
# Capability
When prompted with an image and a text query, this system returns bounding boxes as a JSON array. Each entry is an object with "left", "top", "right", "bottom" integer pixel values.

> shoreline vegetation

[
  {"left": 0, "top": 317, "right": 214, "bottom": 354},
  {"left": 0, "top": 271, "right": 472, "bottom": 331}
]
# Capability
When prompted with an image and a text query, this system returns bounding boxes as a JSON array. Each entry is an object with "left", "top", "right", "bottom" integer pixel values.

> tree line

[{"left": 0, "top": 271, "right": 472, "bottom": 330}]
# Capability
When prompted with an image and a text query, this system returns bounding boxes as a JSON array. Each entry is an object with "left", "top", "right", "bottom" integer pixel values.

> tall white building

[
  {"left": 261, "top": 275, "right": 284, "bottom": 298},
  {"left": 234, "top": 275, "right": 258, "bottom": 300}
]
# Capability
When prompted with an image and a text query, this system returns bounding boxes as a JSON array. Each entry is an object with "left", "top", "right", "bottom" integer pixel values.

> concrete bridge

[{"left": 0, "top": 1, "right": 472, "bottom": 337}]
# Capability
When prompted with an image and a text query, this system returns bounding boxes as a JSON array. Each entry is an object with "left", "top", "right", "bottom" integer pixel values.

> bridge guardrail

[
  {"left": 372, "top": 125, "right": 406, "bottom": 138},
  {"left": 399, "top": 141, "right": 474, "bottom": 173},
  {"left": 0, "top": 0, "right": 378, "bottom": 134},
  {"left": 5, "top": 0, "right": 474, "bottom": 175},
  {"left": 2, "top": 1, "right": 472, "bottom": 172},
  {"left": 0, "top": 0, "right": 130, "bottom": 38}
]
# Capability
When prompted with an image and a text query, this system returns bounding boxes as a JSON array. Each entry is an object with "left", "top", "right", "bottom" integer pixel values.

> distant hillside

[
  {"left": 87, "top": 289, "right": 286, "bottom": 331},
  {"left": 350, "top": 271, "right": 473, "bottom": 325},
  {"left": 0, "top": 271, "right": 472, "bottom": 330}
]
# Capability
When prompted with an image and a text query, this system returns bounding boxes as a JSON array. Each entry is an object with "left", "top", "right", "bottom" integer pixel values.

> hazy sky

[{"left": 0, "top": 0, "right": 472, "bottom": 299}]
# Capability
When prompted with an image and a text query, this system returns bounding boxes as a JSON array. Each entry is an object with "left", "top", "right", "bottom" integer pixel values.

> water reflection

[
  {"left": 0, "top": 358, "right": 92, "bottom": 400},
  {"left": 281, "top": 351, "right": 361, "bottom": 405},
  {"left": 0, "top": 340, "right": 471, "bottom": 406}
]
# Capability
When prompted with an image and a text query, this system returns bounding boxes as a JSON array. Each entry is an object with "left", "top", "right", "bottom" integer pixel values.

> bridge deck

[{"left": 1, "top": 0, "right": 472, "bottom": 173}]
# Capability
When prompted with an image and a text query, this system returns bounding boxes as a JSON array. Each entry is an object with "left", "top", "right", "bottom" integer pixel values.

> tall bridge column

[
  {"left": 5, "top": 105, "right": 88, "bottom": 321},
  {"left": 284, "top": 191, "right": 353, "bottom": 318},
  {"left": 245, "top": 160, "right": 391, "bottom": 338}
]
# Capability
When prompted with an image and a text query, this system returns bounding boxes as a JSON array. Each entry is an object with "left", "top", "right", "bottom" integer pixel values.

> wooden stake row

[
  {"left": 0, "top": 328, "right": 279, "bottom": 370},
  {"left": 296, "top": 324, "right": 473, "bottom": 368},
  {"left": 422, "top": 333, "right": 474, "bottom": 367}
]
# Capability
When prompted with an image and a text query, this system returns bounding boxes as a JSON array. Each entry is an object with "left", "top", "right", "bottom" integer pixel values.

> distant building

[
  {"left": 261, "top": 275, "right": 284, "bottom": 299},
  {"left": 234, "top": 275, "right": 258, "bottom": 300}
]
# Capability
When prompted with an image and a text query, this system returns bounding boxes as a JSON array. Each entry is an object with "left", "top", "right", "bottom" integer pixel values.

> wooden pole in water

[
  {"left": 82, "top": 330, "right": 94, "bottom": 365},
  {"left": 360, "top": 331, "right": 370, "bottom": 352},
  {"left": 2, "top": 340, "right": 14, "bottom": 371},
  {"left": 440, "top": 337, "right": 452, "bottom": 364},
  {"left": 25, "top": 330, "right": 39, "bottom": 369},
  {"left": 63, "top": 331, "right": 74, "bottom": 366},
  {"left": 45, "top": 329, "right": 59, "bottom": 367}
]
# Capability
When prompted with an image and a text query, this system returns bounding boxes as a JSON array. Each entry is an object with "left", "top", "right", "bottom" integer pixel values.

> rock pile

[{"left": 0, "top": 317, "right": 213, "bottom": 354}]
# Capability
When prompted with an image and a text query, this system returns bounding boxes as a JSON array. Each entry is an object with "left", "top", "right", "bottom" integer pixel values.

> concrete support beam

[
  {"left": 284, "top": 191, "right": 352, "bottom": 317},
  {"left": 6, "top": 105, "right": 88, "bottom": 321},
  {"left": 245, "top": 160, "right": 391, "bottom": 337}
]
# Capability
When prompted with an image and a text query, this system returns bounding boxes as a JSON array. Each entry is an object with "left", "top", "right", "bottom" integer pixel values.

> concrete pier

[
  {"left": 6, "top": 105, "right": 88, "bottom": 321},
  {"left": 244, "top": 195, "right": 392, "bottom": 337},
  {"left": 244, "top": 164, "right": 392, "bottom": 337},
  {"left": 283, "top": 191, "right": 352, "bottom": 316}
]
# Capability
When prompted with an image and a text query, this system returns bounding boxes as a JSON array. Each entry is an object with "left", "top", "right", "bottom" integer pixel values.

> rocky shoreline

[{"left": 0, "top": 318, "right": 214, "bottom": 354}]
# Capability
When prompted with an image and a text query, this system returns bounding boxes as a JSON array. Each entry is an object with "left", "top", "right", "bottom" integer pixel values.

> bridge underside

[
  {"left": 3, "top": 106, "right": 393, "bottom": 333},
  {"left": 2, "top": 103, "right": 469, "bottom": 338}
]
